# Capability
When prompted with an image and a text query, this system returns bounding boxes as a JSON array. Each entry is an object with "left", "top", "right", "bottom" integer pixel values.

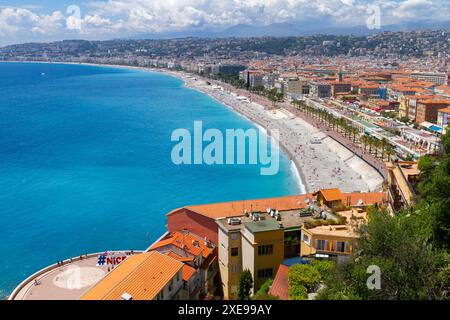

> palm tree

[
  {"left": 380, "top": 138, "right": 388, "bottom": 160},
  {"left": 385, "top": 144, "right": 395, "bottom": 162},
  {"left": 368, "top": 136, "right": 374, "bottom": 155},
  {"left": 361, "top": 135, "right": 368, "bottom": 151},
  {"left": 373, "top": 138, "right": 381, "bottom": 158}
]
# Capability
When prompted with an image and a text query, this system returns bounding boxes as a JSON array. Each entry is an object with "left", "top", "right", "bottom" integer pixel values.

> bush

[
  {"left": 310, "top": 260, "right": 335, "bottom": 281},
  {"left": 289, "top": 284, "right": 308, "bottom": 300},
  {"left": 252, "top": 279, "right": 276, "bottom": 300},
  {"left": 288, "top": 264, "right": 321, "bottom": 292}
]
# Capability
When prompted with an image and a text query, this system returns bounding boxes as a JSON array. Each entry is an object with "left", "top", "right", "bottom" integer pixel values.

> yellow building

[
  {"left": 315, "top": 188, "right": 344, "bottom": 209},
  {"left": 218, "top": 215, "right": 284, "bottom": 299},
  {"left": 300, "top": 224, "right": 358, "bottom": 263},
  {"left": 399, "top": 95, "right": 410, "bottom": 119}
]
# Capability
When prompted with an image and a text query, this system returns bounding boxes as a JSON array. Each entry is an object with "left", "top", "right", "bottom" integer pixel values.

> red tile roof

[
  {"left": 318, "top": 188, "right": 343, "bottom": 202},
  {"left": 268, "top": 265, "right": 289, "bottom": 300},
  {"left": 167, "top": 193, "right": 315, "bottom": 219},
  {"left": 150, "top": 231, "right": 214, "bottom": 259},
  {"left": 182, "top": 265, "right": 197, "bottom": 281}
]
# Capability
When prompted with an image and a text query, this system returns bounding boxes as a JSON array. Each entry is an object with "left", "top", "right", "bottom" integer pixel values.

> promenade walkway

[
  {"left": 212, "top": 79, "right": 387, "bottom": 180},
  {"left": 9, "top": 250, "right": 140, "bottom": 300}
]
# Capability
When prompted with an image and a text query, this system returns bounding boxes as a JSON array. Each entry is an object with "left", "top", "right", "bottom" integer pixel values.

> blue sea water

[{"left": 0, "top": 62, "right": 301, "bottom": 298}]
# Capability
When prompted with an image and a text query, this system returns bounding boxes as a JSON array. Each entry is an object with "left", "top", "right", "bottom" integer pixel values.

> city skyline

[{"left": 1, "top": 0, "right": 450, "bottom": 46}]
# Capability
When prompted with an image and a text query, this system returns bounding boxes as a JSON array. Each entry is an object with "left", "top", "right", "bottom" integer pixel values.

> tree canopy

[{"left": 316, "top": 131, "right": 450, "bottom": 300}]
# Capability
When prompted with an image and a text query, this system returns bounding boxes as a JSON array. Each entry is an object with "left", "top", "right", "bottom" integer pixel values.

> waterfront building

[
  {"left": 149, "top": 230, "right": 219, "bottom": 299},
  {"left": 212, "top": 64, "right": 246, "bottom": 76},
  {"left": 81, "top": 251, "right": 184, "bottom": 300},
  {"left": 249, "top": 72, "right": 265, "bottom": 88}
]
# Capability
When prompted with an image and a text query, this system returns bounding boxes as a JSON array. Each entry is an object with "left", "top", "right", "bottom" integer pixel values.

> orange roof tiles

[
  {"left": 182, "top": 265, "right": 197, "bottom": 281},
  {"left": 268, "top": 264, "right": 289, "bottom": 300},
  {"left": 166, "top": 251, "right": 194, "bottom": 262},
  {"left": 318, "top": 188, "right": 343, "bottom": 202},
  {"left": 150, "top": 231, "right": 214, "bottom": 259},
  {"left": 80, "top": 251, "right": 183, "bottom": 300},
  {"left": 340, "top": 192, "right": 386, "bottom": 206},
  {"left": 438, "top": 107, "right": 450, "bottom": 114},
  {"left": 167, "top": 190, "right": 386, "bottom": 220},
  {"left": 168, "top": 193, "right": 315, "bottom": 219},
  {"left": 418, "top": 99, "right": 450, "bottom": 105}
]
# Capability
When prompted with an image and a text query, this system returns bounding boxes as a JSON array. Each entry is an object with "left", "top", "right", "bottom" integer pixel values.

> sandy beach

[
  {"left": 5, "top": 61, "right": 383, "bottom": 193},
  {"left": 167, "top": 70, "right": 384, "bottom": 193}
]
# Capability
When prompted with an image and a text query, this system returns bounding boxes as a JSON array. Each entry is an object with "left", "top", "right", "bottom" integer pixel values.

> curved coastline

[
  {"left": 3, "top": 61, "right": 383, "bottom": 193},
  {"left": 2, "top": 60, "right": 306, "bottom": 193}
]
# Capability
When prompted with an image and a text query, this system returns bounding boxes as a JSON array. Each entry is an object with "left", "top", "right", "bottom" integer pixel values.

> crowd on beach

[{"left": 173, "top": 72, "right": 382, "bottom": 193}]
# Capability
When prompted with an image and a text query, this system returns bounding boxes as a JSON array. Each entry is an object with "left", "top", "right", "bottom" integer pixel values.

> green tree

[
  {"left": 416, "top": 131, "right": 450, "bottom": 250},
  {"left": 288, "top": 264, "right": 321, "bottom": 293},
  {"left": 310, "top": 260, "right": 335, "bottom": 281},
  {"left": 252, "top": 279, "right": 278, "bottom": 300},
  {"left": 289, "top": 284, "right": 308, "bottom": 300},
  {"left": 237, "top": 269, "right": 253, "bottom": 300},
  {"left": 318, "top": 207, "right": 449, "bottom": 300}
]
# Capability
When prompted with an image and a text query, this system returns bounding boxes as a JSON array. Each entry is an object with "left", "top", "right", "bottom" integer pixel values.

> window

[
  {"left": 336, "top": 241, "right": 346, "bottom": 252},
  {"left": 302, "top": 234, "right": 310, "bottom": 245},
  {"left": 257, "top": 268, "right": 273, "bottom": 279},
  {"left": 231, "top": 264, "right": 239, "bottom": 273},
  {"left": 230, "top": 233, "right": 239, "bottom": 240},
  {"left": 231, "top": 247, "right": 239, "bottom": 257},
  {"left": 316, "top": 239, "right": 327, "bottom": 251},
  {"left": 257, "top": 244, "right": 273, "bottom": 256}
]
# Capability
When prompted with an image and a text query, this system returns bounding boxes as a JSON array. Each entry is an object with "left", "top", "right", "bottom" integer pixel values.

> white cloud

[{"left": 0, "top": 0, "right": 448, "bottom": 45}]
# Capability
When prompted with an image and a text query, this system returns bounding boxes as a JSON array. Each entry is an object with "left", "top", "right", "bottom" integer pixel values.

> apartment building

[
  {"left": 217, "top": 214, "right": 285, "bottom": 299},
  {"left": 300, "top": 224, "right": 358, "bottom": 263},
  {"left": 331, "top": 81, "right": 352, "bottom": 97},
  {"left": 310, "top": 82, "right": 332, "bottom": 98},
  {"left": 149, "top": 230, "right": 219, "bottom": 299},
  {"left": 416, "top": 99, "right": 450, "bottom": 123},
  {"left": 212, "top": 64, "right": 246, "bottom": 76},
  {"left": 411, "top": 72, "right": 447, "bottom": 86},
  {"left": 437, "top": 107, "right": 450, "bottom": 134}
]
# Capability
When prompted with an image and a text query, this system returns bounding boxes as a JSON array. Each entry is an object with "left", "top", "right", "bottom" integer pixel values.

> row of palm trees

[{"left": 293, "top": 100, "right": 395, "bottom": 161}]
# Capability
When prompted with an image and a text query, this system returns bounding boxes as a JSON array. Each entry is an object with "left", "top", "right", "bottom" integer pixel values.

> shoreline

[
  {"left": 3, "top": 60, "right": 383, "bottom": 193},
  {"left": 2, "top": 60, "right": 307, "bottom": 193}
]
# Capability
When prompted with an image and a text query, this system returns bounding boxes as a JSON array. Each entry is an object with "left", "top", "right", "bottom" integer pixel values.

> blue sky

[{"left": 0, "top": 0, "right": 448, "bottom": 46}]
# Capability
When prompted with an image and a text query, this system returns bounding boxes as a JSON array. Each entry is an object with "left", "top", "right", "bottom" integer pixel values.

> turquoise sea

[{"left": 0, "top": 62, "right": 301, "bottom": 298}]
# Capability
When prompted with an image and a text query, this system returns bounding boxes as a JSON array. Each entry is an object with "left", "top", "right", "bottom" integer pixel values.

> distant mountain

[{"left": 130, "top": 20, "right": 450, "bottom": 40}]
